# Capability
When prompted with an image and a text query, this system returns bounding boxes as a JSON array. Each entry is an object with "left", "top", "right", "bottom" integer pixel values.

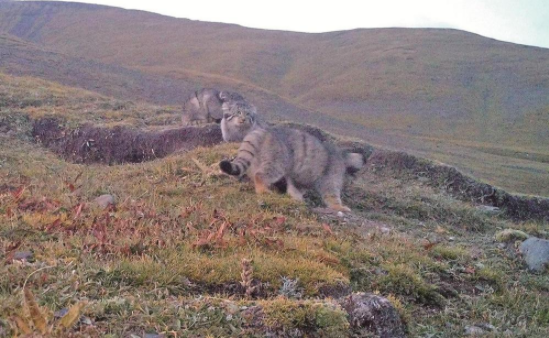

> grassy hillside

[
  {"left": 1, "top": 72, "right": 549, "bottom": 336},
  {"left": 0, "top": 32, "right": 320, "bottom": 129},
  {"left": 0, "top": 1, "right": 548, "bottom": 198},
  {"left": 0, "top": 33, "right": 201, "bottom": 105}
]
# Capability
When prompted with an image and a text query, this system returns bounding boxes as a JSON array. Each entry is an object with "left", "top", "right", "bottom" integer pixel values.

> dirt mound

[
  {"left": 367, "top": 149, "right": 549, "bottom": 222},
  {"left": 32, "top": 118, "right": 223, "bottom": 164},
  {"left": 31, "top": 118, "right": 549, "bottom": 221}
]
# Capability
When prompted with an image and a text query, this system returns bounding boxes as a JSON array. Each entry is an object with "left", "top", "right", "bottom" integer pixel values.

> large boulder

[{"left": 519, "top": 237, "right": 549, "bottom": 272}]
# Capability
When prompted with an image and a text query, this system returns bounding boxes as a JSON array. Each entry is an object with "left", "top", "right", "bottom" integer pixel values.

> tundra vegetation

[{"left": 1, "top": 73, "right": 548, "bottom": 336}]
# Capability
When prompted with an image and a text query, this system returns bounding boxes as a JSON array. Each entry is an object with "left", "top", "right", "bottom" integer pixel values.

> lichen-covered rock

[
  {"left": 519, "top": 237, "right": 549, "bottom": 272},
  {"left": 494, "top": 229, "right": 529, "bottom": 242},
  {"left": 340, "top": 292, "right": 406, "bottom": 338}
]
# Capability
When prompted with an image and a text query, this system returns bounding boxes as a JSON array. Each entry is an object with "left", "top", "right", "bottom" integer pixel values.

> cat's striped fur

[{"left": 219, "top": 126, "right": 363, "bottom": 212}]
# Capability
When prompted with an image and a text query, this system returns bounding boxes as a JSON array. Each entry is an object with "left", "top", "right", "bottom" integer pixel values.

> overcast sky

[{"left": 27, "top": 0, "right": 549, "bottom": 49}]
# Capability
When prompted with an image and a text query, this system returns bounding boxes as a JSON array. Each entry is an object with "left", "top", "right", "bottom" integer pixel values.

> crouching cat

[
  {"left": 219, "top": 126, "right": 363, "bottom": 212},
  {"left": 182, "top": 88, "right": 225, "bottom": 126}
]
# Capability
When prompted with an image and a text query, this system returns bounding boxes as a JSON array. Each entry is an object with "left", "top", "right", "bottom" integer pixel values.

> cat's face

[
  {"left": 225, "top": 103, "right": 254, "bottom": 122},
  {"left": 220, "top": 100, "right": 257, "bottom": 142}
]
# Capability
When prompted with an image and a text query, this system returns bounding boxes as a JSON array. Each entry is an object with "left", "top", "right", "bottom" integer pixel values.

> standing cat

[{"left": 219, "top": 126, "right": 363, "bottom": 212}]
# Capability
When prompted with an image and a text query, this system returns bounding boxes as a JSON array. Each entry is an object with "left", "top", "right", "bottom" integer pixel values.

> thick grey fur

[
  {"left": 219, "top": 92, "right": 265, "bottom": 142},
  {"left": 181, "top": 88, "right": 224, "bottom": 126},
  {"left": 220, "top": 124, "right": 363, "bottom": 211}
]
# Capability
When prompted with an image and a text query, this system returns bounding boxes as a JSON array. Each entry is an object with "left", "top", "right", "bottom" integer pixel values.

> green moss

[
  {"left": 110, "top": 245, "right": 348, "bottom": 296},
  {"left": 261, "top": 298, "right": 349, "bottom": 336},
  {"left": 494, "top": 229, "right": 529, "bottom": 242},
  {"left": 379, "top": 264, "right": 445, "bottom": 306},
  {"left": 430, "top": 245, "right": 470, "bottom": 261},
  {"left": 471, "top": 267, "right": 504, "bottom": 290}
]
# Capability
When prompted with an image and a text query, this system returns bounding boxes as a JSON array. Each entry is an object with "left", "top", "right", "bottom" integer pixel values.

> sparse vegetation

[
  {"left": 1, "top": 72, "right": 548, "bottom": 336},
  {"left": 1, "top": 2, "right": 549, "bottom": 197}
]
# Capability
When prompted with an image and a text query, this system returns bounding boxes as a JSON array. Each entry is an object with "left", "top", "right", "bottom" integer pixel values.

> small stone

[
  {"left": 13, "top": 251, "right": 33, "bottom": 262},
  {"left": 464, "top": 325, "right": 486, "bottom": 336},
  {"left": 94, "top": 194, "right": 115, "bottom": 209},
  {"left": 380, "top": 226, "right": 391, "bottom": 234},
  {"left": 144, "top": 333, "right": 164, "bottom": 338},
  {"left": 337, "top": 211, "right": 344, "bottom": 217},
  {"left": 477, "top": 323, "right": 496, "bottom": 331},
  {"left": 448, "top": 236, "right": 455, "bottom": 242},
  {"left": 417, "top": 176, "right": 430, "bottom": 183},
  {"left": 476, "top": 205, "right": 500, "bottom": 214},
  {"left": 519, "top": 237, "right": 549, "bottom": 272},
  {"left": 54, "top": 308, "right": 69, "bottom": 318},
  {"left": 80, "top": 316, "right": 93, "bottom": 325},
  {"left": 495, "top": 229, "right": 529, "bottom": 243}
]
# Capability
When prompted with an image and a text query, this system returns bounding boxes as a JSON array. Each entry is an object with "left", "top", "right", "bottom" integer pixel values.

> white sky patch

[{"left": 22, "top": 0, "right": 549, "bottom": 48}]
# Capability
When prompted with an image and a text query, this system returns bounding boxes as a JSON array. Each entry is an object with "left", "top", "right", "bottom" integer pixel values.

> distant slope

[
  {"left": 0, "top": 33, "right": 198, "bottom": 105},
  {"left": 1, "top": 1, "right": 548, "bottom": 196},
  {"left": 0, "top": 32, "right": 317, "bottom": 124},
  {"left": 1, "top": 2, "right": 547, "bottom": 124}
]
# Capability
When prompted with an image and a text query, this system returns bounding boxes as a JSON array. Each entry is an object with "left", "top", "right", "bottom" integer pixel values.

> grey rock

[
  {"left": 94, "top": 194, "right": 115, "bottom": 209},
  {"left": 54, "top": 308, "right": 69, "bottom": 318},
  {"left": 144, "top": 333, "right": 164, "bottom": 338},
  {"left": 519, "top": 237, "right": 549, "bottom": 272},
  {"left": 13, "top": 251, "right": 33, "bottom": 261},
  {"left": 464, "top": 325, "right": 486, "bottom": 336},
  {"left": 476, "top": 205, "right": 500, "bottom": 214},
  {"left": 80, "top": 316, "right": 93, "bottom": 325},
  {"left": 340, "top": 292, "right": 406, "bottom": 338},
  {"left": 477, "top": 323, "right": 496, "bottom": 331}
]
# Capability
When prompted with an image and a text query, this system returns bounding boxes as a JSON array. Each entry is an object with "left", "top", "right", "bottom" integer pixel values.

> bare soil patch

[
  {"left": 31, "top": 118, "right": 549, "bottom": 221},
  {"left": 32, "top": 117, "right": 223, "bottom": 164},
  {"left": 367, "top": 149, "right": 549, "bottom": 222}
]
